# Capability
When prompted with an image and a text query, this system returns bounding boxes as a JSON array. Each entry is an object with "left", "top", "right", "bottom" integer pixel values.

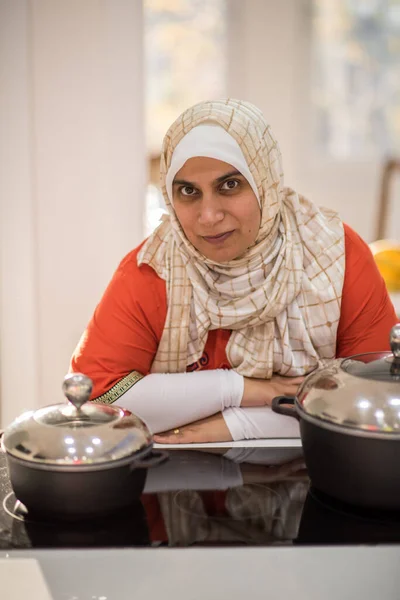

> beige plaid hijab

[{"left": 138, "top": 99, "right": 345, "bottom": 378}]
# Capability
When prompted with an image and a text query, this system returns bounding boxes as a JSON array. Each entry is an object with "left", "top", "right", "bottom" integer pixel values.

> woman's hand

[
  {"left": 241, "top": 375, "right": 304, "bottom": 408},
  {"left": 154, "top": 412, "right": 233, "bottom": 444}
]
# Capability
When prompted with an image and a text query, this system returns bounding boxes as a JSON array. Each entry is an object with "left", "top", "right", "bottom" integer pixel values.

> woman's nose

[{"left": 197, "top": 193, "right": 224, "bottom": 226}]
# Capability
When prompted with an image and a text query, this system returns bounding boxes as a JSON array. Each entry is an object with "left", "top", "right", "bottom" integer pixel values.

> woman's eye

[
  {"left": 180, "top": 186, "right": 197, "bottom": 196},
  {"left": 221, "top": 179, "right": 239, "bottom": 191}
]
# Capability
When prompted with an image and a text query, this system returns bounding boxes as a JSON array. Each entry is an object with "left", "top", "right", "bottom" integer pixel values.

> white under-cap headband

[{"left": 165, "top": 124, "right": 261, "bottom": 206}]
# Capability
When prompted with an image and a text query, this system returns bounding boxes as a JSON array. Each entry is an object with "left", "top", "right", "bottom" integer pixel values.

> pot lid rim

[
  {"left": 1, "top": 439, "right": 154, "bottom": 470},
  {"left": 298, "top": 404, "right": 400, "bottom": 439},
  {"left": 2, "top": 402, "right": 152, "bottom": 465}
]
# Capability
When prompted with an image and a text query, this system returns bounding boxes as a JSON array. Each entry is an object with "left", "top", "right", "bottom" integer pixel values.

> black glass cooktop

[{"left": 1, "top": 445, "right": 400, "bottom": 549}]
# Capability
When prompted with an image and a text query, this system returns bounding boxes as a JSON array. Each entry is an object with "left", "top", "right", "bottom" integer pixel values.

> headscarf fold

[{"left": 138, "top": 99, "right": 345, "bottom": 378}]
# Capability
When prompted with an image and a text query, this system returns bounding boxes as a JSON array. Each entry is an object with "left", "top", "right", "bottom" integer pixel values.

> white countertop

[
  {"left": 2, "top": 546, "right": 400, "bottom": 600},
  {"left": 154, "top": 437, "right": 302, "bottom": 450}
]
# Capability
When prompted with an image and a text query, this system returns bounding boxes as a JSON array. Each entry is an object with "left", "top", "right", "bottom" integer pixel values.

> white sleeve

[
  {"left": 222, "top": 406, "right": 300, "bottom": 441},
  {"left": 115, "top": 369, "right": 244, "bottom": 434}
]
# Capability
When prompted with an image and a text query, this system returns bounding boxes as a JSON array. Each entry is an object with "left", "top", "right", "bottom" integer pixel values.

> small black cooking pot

[
  {"left": 1, "top": 373, "right": 168, "bottom": 520},
  {"left": 271, "top": 325, "right": 400, "bottom": 511},
  {"left": 3, "top": 443, "right": 165, "bottom": 520},
  {"left": 272, "top": 394, "right": 400, "bottom": 511}
]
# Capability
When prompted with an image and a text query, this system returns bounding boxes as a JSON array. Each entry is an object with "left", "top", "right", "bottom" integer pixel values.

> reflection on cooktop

[
  {"left": 296, "top": 487, "right": 400, "bottom": 546},
  {"left": 1, "top": 446, "right": 400, "bottom": 549}
]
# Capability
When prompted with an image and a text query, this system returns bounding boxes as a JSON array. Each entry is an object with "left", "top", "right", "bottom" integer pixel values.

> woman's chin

[{"left": 193, "top": 235, "right": 245, "bottom": 263}]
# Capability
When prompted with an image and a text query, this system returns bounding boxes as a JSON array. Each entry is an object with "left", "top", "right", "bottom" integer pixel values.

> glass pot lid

[
  {"left": 2, "top": 373, "right": 152, "bottom": 465},
  {"left": 298, "top": 324, "right": 400, "bottom": 433}
]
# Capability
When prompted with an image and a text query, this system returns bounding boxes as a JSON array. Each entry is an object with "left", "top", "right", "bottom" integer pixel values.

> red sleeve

[
  {"left": 336, "top": 224, "right": 398, "bottom": 357},
  {"left": 70, "top": 244, "right": 167, "bottom": 399}
]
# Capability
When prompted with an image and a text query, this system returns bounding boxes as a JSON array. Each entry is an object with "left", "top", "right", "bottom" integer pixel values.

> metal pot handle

[
  {"left": 271, "top": 396, "right": 299, "bottom": 420},
  {"left": 130, "top": 449, "right": 169, "bottom": 471}
]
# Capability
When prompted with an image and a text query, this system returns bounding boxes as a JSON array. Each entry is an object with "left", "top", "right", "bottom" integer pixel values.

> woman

[{"left": 70, "top": 99, "right": 397, "bottom": 443}]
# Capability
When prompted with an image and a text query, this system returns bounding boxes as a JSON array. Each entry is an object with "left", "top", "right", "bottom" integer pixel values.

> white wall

[
  {"left": 0, "top": 0, "right": 145, "bottom": 426},
  {"left": 227, "top": 0, "right": 395, "bottom": 242}
]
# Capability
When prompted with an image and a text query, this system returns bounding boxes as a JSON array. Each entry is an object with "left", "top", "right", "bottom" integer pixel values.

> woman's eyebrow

[
  {"left": 215, "top": 170, "right": 242, "bottom": 184},
  {"left": 173, "top": 178, "right": 194, "bottom": 186},
  {"left": 173, "top": 170, "right": 242, "bottom": 187}
]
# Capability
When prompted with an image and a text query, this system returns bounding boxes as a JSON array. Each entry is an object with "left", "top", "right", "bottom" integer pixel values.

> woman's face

[{"left": 172, "top": 157, "right": 261, "bottom": 262}]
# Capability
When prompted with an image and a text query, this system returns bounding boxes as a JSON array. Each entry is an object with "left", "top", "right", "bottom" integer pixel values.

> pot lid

[
  {"left": 298, "top": 324, "right": 400, "bottom": 434},
  {"left": 340, "top": 322, "right": 400, "bottom": 382},
  {"left": 2, "top": 374, "right": 152, "bottom": 465}
]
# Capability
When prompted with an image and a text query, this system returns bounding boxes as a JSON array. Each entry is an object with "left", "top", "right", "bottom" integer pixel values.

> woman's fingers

[
  {"left": 275, "top": 376, "right": 305, "bottom": 393},
  {"left": 154, "top": 429, "right": 186, "bottom": 444},
  {"left": 243, "top": 375, "right": 306, "bottom": 407},
  {"left": 274, "top": 376, "right": 304, "bottom": 388}
]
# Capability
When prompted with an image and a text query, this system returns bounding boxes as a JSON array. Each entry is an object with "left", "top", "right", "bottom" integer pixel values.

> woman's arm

[
  {"left": 151, "top": 375, "right": 303, "bottom": 442},
  {"left": 116, "top": 369, "right": 243, "bottom": 433},
  {"left": 153, "top": 406, "right": 300, "bottom": 444},
  {"left": 117, "top": 371, "right": 303, "bottom": 435}
]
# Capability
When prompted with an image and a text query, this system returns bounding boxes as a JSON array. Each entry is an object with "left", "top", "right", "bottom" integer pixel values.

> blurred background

[{"left": 0, "top": 0, "right": 399, "bottom": 424}]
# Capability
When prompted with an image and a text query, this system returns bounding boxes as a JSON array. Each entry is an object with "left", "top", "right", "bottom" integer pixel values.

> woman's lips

[{"left": 202, "top": 230, "right": 234, "bottom": 244}]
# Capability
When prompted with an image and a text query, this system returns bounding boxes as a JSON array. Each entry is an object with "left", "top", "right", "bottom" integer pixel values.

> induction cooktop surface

[{"left": 1, "top": 445, "right": 400, "bottom": 549}]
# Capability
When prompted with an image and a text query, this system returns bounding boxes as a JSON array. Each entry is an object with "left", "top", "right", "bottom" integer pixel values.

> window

[
  {"left": 144, "top": 0, "right": 227, "bottom": 234},
  {"left": 312, "top": 0, "right": 400, "bottom": 159}
]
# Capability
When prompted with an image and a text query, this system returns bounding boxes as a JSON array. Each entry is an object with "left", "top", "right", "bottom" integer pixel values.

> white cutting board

[{"left": 0, "top": 559, "right": 52, "bottom": 600}]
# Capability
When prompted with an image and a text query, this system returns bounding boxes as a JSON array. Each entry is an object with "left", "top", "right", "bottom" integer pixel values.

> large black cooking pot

[
  {"left": 1, "top": 373, "right": 167, "bottom": 520},
  {"left": 272, "top": 324, "right": 400, "bottom": 511}
]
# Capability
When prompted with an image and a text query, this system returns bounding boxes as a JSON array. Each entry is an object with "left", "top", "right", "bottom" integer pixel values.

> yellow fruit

[{"left": 369, "top": 239, "right": 400, "bottom": 292}]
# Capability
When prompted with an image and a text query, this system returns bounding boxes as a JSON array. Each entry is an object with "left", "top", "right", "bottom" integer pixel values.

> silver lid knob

[
  {"left": 390, "top": 324, "right": 400, "bottom": 359},
  {"left": 62, "top": 373, "right": 93, "bottom": 409}
]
